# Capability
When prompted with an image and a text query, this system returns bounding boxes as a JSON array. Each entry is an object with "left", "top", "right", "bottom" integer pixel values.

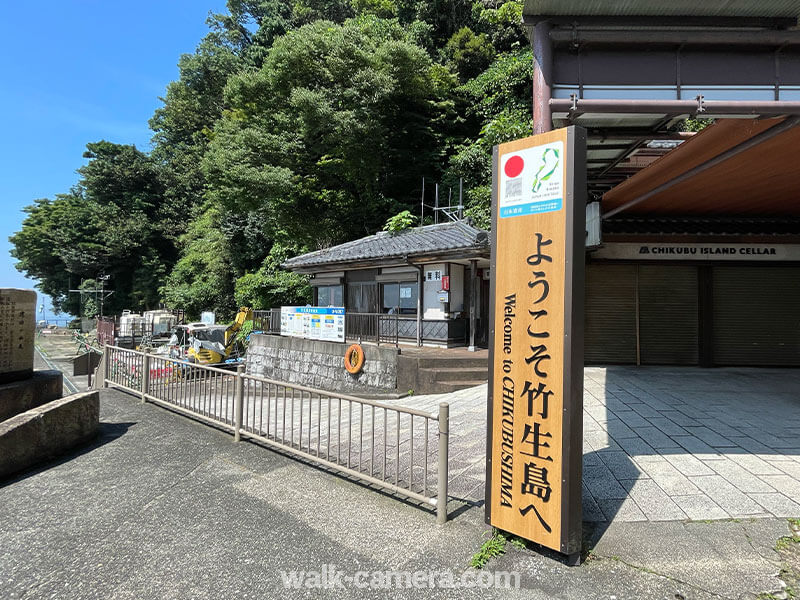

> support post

[
  {"left": 141, "top": 348, "right": 150, "bottom": 403},
  {"left": 234, "top": 364, "right": 244, "bottom": 442},
  {"left": 698, "top": 266, "right": 714, "bottom": 367},
  {"left": 634, "top": 265, "right": 641, "bottom": 366},
  {"left": 416, "top": 265, "right": 423, "bottom": 347},
  {"left": 437, "top": 402, "right": 450, "bottom": 524},
  {"left": 233, "top": 365, "right": 244, "bottom": 442},
  {"left": 103, "top": 343, "right": 110, "bottom": 388},
  {"left": 532, "top": 21, "right": 553, "bottom": 134},
  {"left": 469, "top": 260, "right": 478, "bottom": 352}
]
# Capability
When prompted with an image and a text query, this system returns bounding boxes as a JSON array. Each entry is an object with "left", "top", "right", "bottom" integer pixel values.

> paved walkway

[
  {"left": 396, "top": 367, "right": 800, "bottom": 523},
  {"left": 106, "top": 354, "right": 800, "bottom": 523},
  {"left": 2, "top": 387, "right": 795, "bottom": 599}
]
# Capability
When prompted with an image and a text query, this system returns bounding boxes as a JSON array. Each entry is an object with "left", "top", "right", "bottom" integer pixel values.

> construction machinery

[{"left": 184, "top": 307, "right": 252, "bottom": 365}]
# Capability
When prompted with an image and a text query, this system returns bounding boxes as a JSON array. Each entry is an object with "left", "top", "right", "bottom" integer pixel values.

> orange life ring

[{"left": 344, "top": 344, "right": 365, "bottom": 374}]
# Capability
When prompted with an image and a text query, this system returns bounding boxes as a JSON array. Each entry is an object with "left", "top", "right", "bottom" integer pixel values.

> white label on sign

[{"left": 499, "top": 141, "right": 564, "bottom": 218}]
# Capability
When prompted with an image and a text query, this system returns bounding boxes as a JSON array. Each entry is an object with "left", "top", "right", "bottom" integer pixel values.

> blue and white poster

[{"left": 280, "top": 306, "right": 345, "bottom": 342}]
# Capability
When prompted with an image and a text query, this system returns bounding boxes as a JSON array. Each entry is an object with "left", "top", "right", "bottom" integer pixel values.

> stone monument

[
  {"left": 0, "top": 288, "right": 99, "bottom": 479},
  {"left": 0, "top": 289, "right": 62, "bottom": 421},
  {"left": 0, "top": 288, "right": 36, "bottom": 383}
]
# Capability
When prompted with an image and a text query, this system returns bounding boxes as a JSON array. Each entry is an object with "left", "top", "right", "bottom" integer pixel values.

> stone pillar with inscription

[
  {"left": 0, "top": 289, "right": 36, "bottom": 383},
  {"left": 0, "top": 289, "right": 63, "bottom": 422},
  {"left": 0, "top": 288, "right": 100, "bottom": 480}
]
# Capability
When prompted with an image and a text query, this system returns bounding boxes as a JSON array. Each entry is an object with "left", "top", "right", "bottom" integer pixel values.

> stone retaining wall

[
  {"left": 0, "top": 391, "right": 99, "bottom": 479},
  {"left": 246, "top": 334, "right": 398, "bottom": 395},
  {"left": 0, "top": 370, "right": 63, "bottom": 423}
]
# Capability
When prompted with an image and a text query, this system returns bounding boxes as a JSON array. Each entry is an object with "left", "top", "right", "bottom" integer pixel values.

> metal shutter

[
  {"left": 713, "top": 266, "right": 800, "bottom": 366},
  {"left": 585, "top": 264, "right": 637, "bottom": 364},
  {"left": 639, "top": 266, "right": 699, "bottom": 365}
]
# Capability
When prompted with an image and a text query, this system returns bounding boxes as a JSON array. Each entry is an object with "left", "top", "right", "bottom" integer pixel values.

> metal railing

[
  {"left": 103, "top": 345, "right": 450, "bottom": 522},
  {"left": 345, "top": 312, "right": 414, "bottom": 346},
  {"left": 252, "top": 309, "right": 281, "bottom": 334},
  {"left": 253, "top": 309, "right": 416, "bottom": 347}
]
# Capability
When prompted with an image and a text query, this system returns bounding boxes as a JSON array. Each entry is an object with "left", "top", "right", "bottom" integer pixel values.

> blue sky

[{"left": 0, "top": 0, "right": 228, "bottom": 317}]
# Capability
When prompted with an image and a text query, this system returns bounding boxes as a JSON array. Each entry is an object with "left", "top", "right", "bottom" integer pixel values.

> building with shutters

[{"left": 522, "top": 0, "right": 800, "bottom": 367}]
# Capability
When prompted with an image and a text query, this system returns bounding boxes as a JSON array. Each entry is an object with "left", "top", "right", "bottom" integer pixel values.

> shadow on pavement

[
  {"left": 582, "top": 365, "right": 800, "bottom": 550},
  {"left": 0, "top": 420, "right": 136, "bottom": 488}
]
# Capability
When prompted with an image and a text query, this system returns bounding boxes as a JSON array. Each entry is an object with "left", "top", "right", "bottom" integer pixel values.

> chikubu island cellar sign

[{"left": 486, "top": 127, "right": 586, "bottom": 562}]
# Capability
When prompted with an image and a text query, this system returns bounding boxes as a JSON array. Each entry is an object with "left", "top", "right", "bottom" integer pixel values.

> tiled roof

[{"left": 283, "top": 220, "right": 490, "bottom": 269}]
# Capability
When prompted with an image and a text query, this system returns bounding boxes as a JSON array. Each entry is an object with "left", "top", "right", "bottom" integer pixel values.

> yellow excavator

[{"left": 186, "top": 307, "right": 253, "bottom": 365}]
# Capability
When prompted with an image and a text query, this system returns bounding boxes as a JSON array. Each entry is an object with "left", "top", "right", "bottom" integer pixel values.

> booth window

[
  {"left": 316, "top": 285, "right": 343, "bottom": 307},
  {"left": 382, "top": 282, "right": 417, "bottom": 315}
]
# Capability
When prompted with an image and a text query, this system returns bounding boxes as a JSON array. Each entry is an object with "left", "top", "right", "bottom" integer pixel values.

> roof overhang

[
  {"left": 523, "top": 9, "right": 800, "bottom": 199},
  {"left": 523, "top": 0, "right": 800, "bottom": 22},
  {"left": 601, "top": 117, "right": 800, "bottom": 218}
]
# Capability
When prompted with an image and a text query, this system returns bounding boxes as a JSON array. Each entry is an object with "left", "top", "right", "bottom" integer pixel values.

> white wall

[
  {"left": 422, "top": 263, "right": 464, "bottom": 319},
  {"left": 423, "top": 263, "right": 446, "bottom": 319}
]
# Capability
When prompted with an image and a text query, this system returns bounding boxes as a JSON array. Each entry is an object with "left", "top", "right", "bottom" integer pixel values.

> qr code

[{"left": 505, "top": 177, "right": 522, "bottom": 198}]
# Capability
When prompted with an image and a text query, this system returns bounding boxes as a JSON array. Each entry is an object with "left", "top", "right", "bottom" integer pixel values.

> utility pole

[
  {"left": 69, "top": 274, "right": 113, "bottom": 322},
  {"left": 98, "top": 274, "right": 111, "bottom": 319},
  {"left": 459, "top": 178, "right": 464, "bottom": 219},
  {"left": 421, "top": 177, "right": 425, "bottom": 225}
]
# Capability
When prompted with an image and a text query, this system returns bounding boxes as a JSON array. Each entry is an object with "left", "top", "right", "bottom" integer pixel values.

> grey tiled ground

[
  {"left": 122, "top": 363, "right": 800, "bottom": 524},
  {"left": 399, "top": 366, "right": 800, "bottom": 523}
]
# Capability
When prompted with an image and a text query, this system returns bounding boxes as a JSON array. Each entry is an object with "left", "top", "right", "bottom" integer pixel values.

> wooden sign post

[{"left": 485, "top": 126, "right": 586, "bottom": 564}]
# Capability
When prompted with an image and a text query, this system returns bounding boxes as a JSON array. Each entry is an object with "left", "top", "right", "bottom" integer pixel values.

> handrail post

[
  {"left": 103, "top": 343, "right": 110, "bottom": 388},
  {"left": 437, "top": 402, "right": 450, "bottom": 524},
  {"left": 141, "top": 348, "right": 150, "bottom": 403},
  {"left": 234, "top": 364, "right": 245, "bottom": 442}
]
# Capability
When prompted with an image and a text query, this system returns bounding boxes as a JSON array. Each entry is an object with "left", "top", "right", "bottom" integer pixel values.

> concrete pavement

[{"left": 1, "top": 387, "right": 796, "bottom": 599}]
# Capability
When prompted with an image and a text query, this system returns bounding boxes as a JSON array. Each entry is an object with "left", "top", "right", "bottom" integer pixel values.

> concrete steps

[
  {"left": 419, "top": 366, "right": 488, "bottom": 382},
  {"left": 412, "top": 357, "right": 488, "bottom": 369},
  {"left": 399, "top": 352, "right": 489, "bottom": 395},
  {"left": 435, "top": 380, "right": 489, "bottom": 394}
]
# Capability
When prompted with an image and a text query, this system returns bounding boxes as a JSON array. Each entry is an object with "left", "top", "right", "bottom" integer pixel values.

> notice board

[
  {"left": 485, "top": 126, "right": 586, "bottom": 559},
  {"left": 281, "top": 306, "right": 345, "bottom": 343}
]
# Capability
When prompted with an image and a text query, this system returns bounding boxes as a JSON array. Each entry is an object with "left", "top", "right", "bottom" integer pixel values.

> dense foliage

[{"left": 11, "top": 0, "right": 532, "bottom": 319}]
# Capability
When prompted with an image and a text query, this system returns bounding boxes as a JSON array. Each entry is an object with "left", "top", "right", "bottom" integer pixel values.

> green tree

[
  {"left": 11, "top": 141, "right": 172, "bottom": 315},
  {"left": 148, "top": 36, "right": 244, "bottom": 237},
  {"left": 13, "top": 0, "right": 540, "bottom": 321},
  {"left": 234, "top": 243, "right": 311, "bottom": 309},
  {"left": 383, "top": 209, "right": 417, "bottom": 233},
  {"left": 204, "top": 16, "right": 455, "bottom": 247},
  {"left": 79, "top": 279, "right": 100, "bottom": 319},
  {"left": 445, "top": 26, "right": 495, "bottom": 82},
  {"left": 470, "top": 0, "right": 526, "bottom": 54},
  {"left": 160, "top": 204, "right": 236, "bottom": 319},
  {"left": 10, "top": 195, "right": 80, "bottom": 313},
  {"left": 446, "top": 48, "right": 533, "bottom": 228}
]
